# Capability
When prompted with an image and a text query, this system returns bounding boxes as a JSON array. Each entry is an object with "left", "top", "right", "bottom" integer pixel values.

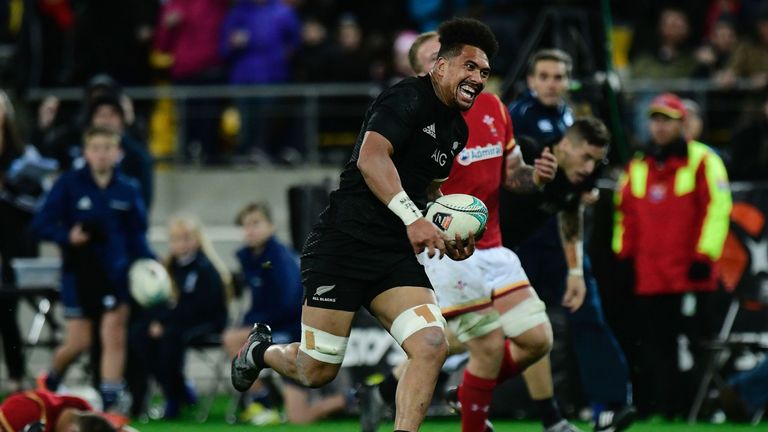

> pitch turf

[
  {"left": 133, "top": 400, "right": 759, "bottom": 431},
  {"left": 137, "top": 418, "right": 758, "bottom": 431}
]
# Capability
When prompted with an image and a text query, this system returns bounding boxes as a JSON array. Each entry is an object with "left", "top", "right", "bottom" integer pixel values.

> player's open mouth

[{"left": 458, "top": 84, "right": 478, "bottom": 104}]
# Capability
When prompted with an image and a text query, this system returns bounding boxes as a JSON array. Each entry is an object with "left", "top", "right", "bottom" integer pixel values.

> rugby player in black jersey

[{"left": 231, "top": 18, "right": 499, "bottom": 431}]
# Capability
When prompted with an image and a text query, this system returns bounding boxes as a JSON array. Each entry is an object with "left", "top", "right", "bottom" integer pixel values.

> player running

[
  {"left": 362, "top": 31, "right": 562, "bottom": 432},
  {"left": 231, "top": 18, "right": 498, "bottom": 432}
]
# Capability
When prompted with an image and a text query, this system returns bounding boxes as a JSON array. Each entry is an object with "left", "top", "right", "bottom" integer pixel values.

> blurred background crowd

[
  {"left": 0, "top": 0, "right": 767, "bottom": 429},
  {"left": 0, "top": 0, "right": 763, "bottom": 170}
]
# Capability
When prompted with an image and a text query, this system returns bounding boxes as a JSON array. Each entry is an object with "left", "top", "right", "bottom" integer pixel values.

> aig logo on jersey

[
  {"left": 431, "top": 149, "right": 448, "bottom": 166},
  {"left": 432, "top": 212, "right": 453, "bottom": 231}
]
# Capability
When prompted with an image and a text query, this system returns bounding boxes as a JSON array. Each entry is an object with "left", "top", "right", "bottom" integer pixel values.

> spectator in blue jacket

[
  {"left": 128, "top": 215, "right": 230, "bottom": 418},
  {"left": 223, "top": 202, "right": 302, "bottom": 353},
  {"left": 33, "top": 126, "right": 152, "bottom": 412},
  {"left": 223, "top": 203, "right": 349, "bottom": 424}
]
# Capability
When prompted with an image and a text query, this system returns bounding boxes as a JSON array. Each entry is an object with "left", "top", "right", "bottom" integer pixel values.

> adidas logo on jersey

[{"left": 423, "top": 123, "right": 436, "bottom": 138}]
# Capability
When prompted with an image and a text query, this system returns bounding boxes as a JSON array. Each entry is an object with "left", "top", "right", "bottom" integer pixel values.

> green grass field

[
  {"left": 136, "top": 419, "right": 759, "bottom": 432},
  {"left": 131, "top": 399, "right": 760, "bottom": 431}
]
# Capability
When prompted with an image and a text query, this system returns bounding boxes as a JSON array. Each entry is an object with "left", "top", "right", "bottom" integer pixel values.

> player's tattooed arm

[
  {"left": 559, "top": 205, "right": 584, "bottom": 245},
  {"left": 503, "top": 149, "right": 539, "bottom": 193},
  {"left": 505, "top": 165, "right": 539, "bottom": 193},
  {"left": 559, "top": 205, "right": 586, "bottom": 311},
  {"left": 503, "top": 146, "right": 557, "bottom": 193}
]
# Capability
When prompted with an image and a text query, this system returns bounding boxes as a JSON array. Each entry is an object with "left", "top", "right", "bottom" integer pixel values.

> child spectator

[
  {"left": 223, "top": 203, "right": 351, "bottom": 424},
  {"left": 128, "top": 215, "right": 230, "bottom": 418},
  {"left": 33, "top": 126, "right": 153, "bottom": 412},
  {"left": 223, "top": 202, "right": 302, "bottom": 351}
]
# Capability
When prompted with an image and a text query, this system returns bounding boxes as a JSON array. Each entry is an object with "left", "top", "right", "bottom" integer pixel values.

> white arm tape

[
  {"left": 299, "top": 323, "right": 349, "bottom": 364},
  {"left": 387, "top": 191, "right": 423, "bottom": 226},
  {"left": 390, "top": 304, "right": 446, "bottom": 346},
  {"left": 498, "top": 297, "right": 548, "bottom": 338}
]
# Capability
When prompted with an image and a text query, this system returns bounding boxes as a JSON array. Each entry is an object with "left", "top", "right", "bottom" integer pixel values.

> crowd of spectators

[
  {"left": 0, "top": 0, "right": 768, "bottom": 428},
  {"left": 0, "top": 0, "right": 467, "bottom": 89},
  {"left": 3, "top": 1, "right": 768, "bottom": 88},
  {"left": 2, "top": 2, "right": 768, "bottom": 168}
]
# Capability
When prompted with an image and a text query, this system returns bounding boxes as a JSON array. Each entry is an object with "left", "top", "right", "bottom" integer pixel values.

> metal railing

[
  {"left": 22, "top": 77, "right": 766, "bottom": 164},
  {"left": 26, "top": 83, "right": 383, "bottom": 164}
]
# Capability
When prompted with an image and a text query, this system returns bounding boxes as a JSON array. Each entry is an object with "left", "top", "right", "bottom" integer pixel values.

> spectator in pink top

[
  {"left": 153, "top": 0, "right": 230, "bottom": 163},
  {"left": 153, "top": 0, "right": 228, "bottom": 82}
]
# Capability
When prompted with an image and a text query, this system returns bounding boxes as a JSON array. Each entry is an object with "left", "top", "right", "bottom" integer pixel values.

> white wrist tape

[
  {"left": 388, "top": 191, "right": 422, "bottom": 226},
  {"left": 568, "top": 268, "right": 584, "bottom": 277}
]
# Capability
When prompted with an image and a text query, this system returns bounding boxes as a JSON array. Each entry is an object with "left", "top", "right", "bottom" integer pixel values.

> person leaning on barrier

[{"left": 613, "top": 92, "right": 732, "bottom": 419}]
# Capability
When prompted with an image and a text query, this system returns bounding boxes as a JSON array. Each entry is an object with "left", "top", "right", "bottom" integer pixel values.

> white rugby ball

[
  {"left": 129, "top": 258, "right": 172, "bottom": 307},
  {"left": 425, "top": 194, "right": 488, "bottom": 242}
]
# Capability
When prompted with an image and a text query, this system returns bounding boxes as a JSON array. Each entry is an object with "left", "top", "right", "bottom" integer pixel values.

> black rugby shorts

[{"left": 301, "top": 226, "right": 433, "bottom": 312}]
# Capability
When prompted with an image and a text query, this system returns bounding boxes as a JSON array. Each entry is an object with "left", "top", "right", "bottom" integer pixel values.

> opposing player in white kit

[{"left": 414, "top": 32, "right": 563, "bottom": 432}]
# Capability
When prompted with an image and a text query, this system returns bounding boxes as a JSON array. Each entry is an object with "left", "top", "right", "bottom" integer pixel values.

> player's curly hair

[{"left": 437, "top": 18, "right": 498, "bottom": 60}]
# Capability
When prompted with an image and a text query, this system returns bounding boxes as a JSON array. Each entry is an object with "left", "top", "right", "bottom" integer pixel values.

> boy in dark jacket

[{"left": 34, "top": 127, "right": 152, "bottom": 412}]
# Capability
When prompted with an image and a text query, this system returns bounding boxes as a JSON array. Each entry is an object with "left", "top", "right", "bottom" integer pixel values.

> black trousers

[
  {"left": 0, "top": 202, "right": 37, "bottom": 380},
  {"left": 127, "top": 319, "right": 221, "bottom": 415},
  {"left": 633, "top": 292, "right": 715, "bottom": 419}
]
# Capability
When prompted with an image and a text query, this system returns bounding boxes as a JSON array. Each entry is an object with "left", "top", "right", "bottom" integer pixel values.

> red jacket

[
  {"left": 613, "top": 140, "right": 732, "bottom": 295},
  {"left": 0, "top": 391, "right": 90, "bottom": 432}
]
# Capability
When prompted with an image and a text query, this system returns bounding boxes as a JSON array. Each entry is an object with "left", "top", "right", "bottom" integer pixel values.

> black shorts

[{"left": 301, "top": 226, "right": 432, "bottom": 312}]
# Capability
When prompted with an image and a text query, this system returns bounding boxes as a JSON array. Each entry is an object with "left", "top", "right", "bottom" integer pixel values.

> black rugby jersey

[
  {"left": 498, "top": 140, "right": 598, "bottom": 249},
  {"left": 319, "top": 75, "right": 469, "bottom": 251}
]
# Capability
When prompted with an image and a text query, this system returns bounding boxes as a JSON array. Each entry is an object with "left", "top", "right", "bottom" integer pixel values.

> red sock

[
  {"left": 496, "top": 339, "right": 521, "bottom": 383},
  {"left": 458, "top": 369, "right": 496, "bottom": 432}
]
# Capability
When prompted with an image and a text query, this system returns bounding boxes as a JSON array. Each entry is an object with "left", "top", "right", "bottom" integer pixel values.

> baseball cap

[{"left": 648, "top": 92, "right": 686, "bottom": 120}]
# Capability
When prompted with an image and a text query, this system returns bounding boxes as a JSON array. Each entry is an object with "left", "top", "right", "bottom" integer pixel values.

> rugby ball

[
  {"left": 425, "top": 194, "right": 488, "bottom": 242},
  {"left": 129, "top": 258, "right": 172, "bottom": 307}
]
